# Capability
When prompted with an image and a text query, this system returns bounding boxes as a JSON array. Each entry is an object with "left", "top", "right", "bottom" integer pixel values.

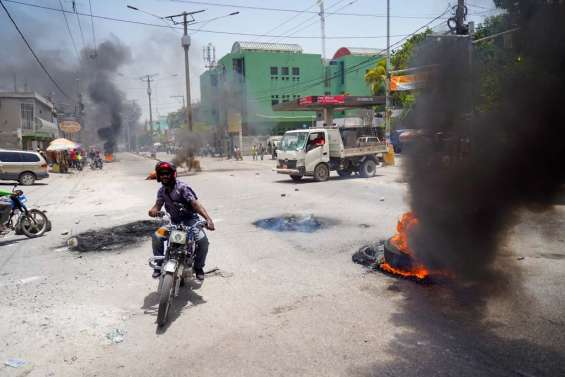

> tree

[{"left": 364, "top": 29, "right": 432, "bottom": 109}]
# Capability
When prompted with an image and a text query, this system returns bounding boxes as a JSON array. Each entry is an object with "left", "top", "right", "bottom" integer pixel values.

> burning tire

[{"left": 384, "top": 238, "right": 415, "bottom": 271}]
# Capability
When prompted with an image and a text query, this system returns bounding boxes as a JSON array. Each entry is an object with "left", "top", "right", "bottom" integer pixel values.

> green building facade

[{"left": 199, "top": 42, "right": 384, "bottom": 137}]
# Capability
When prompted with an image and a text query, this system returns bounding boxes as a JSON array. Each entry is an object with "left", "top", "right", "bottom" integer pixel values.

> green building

[{"left": 199, "top": 42, "right": 384, "bottom": 138}]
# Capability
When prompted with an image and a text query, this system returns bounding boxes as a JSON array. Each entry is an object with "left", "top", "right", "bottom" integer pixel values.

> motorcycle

[
  {"left": 148, "top": 212, "right": 207, "bottom": 327},
  {"left": 89, "top": 157, "right": 103, "bottom": 170},
  {"left": 1, "top": 185, "right": 49, "bottom": 238}
]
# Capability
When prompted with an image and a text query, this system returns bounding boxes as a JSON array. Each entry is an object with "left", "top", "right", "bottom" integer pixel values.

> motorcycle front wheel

[
  {"left": 19, "top": 209, "right": 48, "bottom": 238},
  {"left": 157, "top": 273, "right": 175, "bottom": 327}
]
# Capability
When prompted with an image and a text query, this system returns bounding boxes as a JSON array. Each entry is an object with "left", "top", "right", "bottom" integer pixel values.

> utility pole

[
  {"left": 385, "top": 0, "right": 391, "bottom": 134},
  {"left": 317, "top": 0, "right": 327, "bottom": 62},
  {"left": 456, "top": 0, "right": 468, "bottom": 35},
  {"left": 140, "top": 73, "right": 158, "bottom": 134},
  {"left": 166, "top": 10, "right": 205, "bottom": 131}
]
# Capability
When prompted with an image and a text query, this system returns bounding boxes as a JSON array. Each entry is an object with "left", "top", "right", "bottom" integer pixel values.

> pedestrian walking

[
  {"left": 252, "top": 145, "right": 257, "bottom": 160},
  {"left": 259, "top": 144, "right": 265, "bottom": 160}
]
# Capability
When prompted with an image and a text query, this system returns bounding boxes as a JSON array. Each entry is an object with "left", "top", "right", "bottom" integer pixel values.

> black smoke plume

[
  {"left": 403, "top": 2, "right": 565, "bottom": 283},
  {"left": 80, "top": 40, "right": 131, "bottom": 153}
]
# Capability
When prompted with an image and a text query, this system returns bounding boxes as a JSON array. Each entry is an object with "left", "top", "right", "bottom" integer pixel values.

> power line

[
  {"left": 248, "top": 8, "right": 451, "bottom": 102},
  {"left": 72, "top": 0, "right": 87, "bottom": 49},
  {"left": 258, "top": 0, "right": 318, "bottom": 41},
  {"left": 0, "top": 0, "right": 70, "bottom": 98},
  {"left": 166, "top": 0, "right": 453, "bottom": 19},
  {"left": 88, "top": 0, "right": 97, "bottom": 55},
  {"left": 271, "top": 0, "right": 347, "bottom": 42},
  {"left": 274, "top": 0, "right": 359, "bottom": 42},
  {"left": 2, "top": 0, "right": 424, "bottom": 39},
  {"left": 58, "top": 0, "right": 79, "bottom": 59}
]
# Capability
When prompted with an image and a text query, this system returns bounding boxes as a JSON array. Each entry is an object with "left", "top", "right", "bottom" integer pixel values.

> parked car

[{"left": 0, "top": 149, "right": 49, "bottom": 185}]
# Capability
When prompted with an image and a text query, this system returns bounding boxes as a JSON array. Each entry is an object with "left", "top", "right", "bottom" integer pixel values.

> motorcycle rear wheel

[
  {"left": 19, "top": 210, "right": 48, "bottom": 238},
  {"left": 157, "top": 273, "right": 175, "bottom": 327}
]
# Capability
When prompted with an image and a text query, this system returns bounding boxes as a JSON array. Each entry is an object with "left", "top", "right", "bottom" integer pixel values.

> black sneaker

[
  {"left": 152, "top": 269, "right": 161, "bottom": 279},
  {"left": 195, "top": 268, "right": 205, "bottom": 281}
]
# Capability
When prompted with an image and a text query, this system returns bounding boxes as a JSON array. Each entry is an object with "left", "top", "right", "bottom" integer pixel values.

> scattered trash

[
  {"left": 358, "top": 223, "right": 371, "bottom": 228},
  {"left": 65, "top": 220, "right": 158, "bottom": 252},
  {"left": 254, "top": 214, "right": 337, "bottom": 233},
  {"left": 256, "top": 173, "right": 260, "bottom": 175},
  {"left": 379, "top": 197, "right": 385, "bottom": 202},
  {"left": 106, "top": 328, "right": 126, "bottom": 344},
  {"left": 517, "top": 256, "right": 525, "bottom": 261},
  {"left": 5, "top": 358, "right": 27, "bottom": 368},
  {"left": 75, "top": 220, "right": 80, "bottom": 224},
  {"left": 294, "top": 188, "right": 299, "bottom": 192},
  {"left": 60, "top": 230, "right": 69, "bottom": 236},
  {"left": 281, "top": 194, "right": 286, "bottom": 197},
  {"left": 352, "top": 242, "right": 383, "bottom": 267}
]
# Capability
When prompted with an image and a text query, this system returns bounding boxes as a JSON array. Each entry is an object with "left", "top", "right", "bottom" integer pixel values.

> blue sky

[{"left": 1, "top": 0, "right": 498, "bottom": 120}]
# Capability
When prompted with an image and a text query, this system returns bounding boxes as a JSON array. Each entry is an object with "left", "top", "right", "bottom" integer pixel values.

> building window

[
  {"left": 292, "top": 67, "right": 300, "bottom": 75},
  {"left": 281, "top": 67, "right": 289, "bottom": 76},
  {"left": 21, "top": 103, "right": 34, "bottom": 130},
  {"left": 271, "top": 95, "right": 280, "bottom": 106},
  {"left": 292, "top": 76, "right": 300, "bottom": 82},
  {"left": 270, "top": 66, "right": 278, "bottom": 75},
  {"left": 271, "top": 76, "right": 278, "bottom": 80},
  {"left": 282, "top": 94, "right": 290, "bottom": 103}
]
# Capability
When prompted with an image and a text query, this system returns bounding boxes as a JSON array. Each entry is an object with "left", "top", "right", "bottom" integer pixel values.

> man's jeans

[{"left": 151, "top": 233, "right": 209, "bottom": 270}]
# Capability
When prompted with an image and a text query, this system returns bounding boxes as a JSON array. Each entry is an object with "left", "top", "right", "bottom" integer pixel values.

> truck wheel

[
  {"left": 359, "top": 159, "right": 377, "bottom": 178},
  {"left": 337, "top": 169, "right": 352, "bottom": 177},
  {"left": 290, "top": 175, "right": 302, "bottom": 182},
  {"left": 313, "top": 163, "right": 330, "bottom": 182}
]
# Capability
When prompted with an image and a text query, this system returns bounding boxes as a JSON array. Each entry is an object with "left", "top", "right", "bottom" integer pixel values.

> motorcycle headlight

[{"left": 169, "top": 230, "right": 187, "bottom": 244}]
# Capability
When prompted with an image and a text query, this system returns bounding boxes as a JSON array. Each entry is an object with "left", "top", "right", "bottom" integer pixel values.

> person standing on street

[
  {"left": 148, "top": 161, "right": 215, "bottom": 280},
  {"left": 252, "top": 144, "right": 257, "bottom": 160},
  {"left": 259, "top": 144, "right": 265, "bottom": 160}
]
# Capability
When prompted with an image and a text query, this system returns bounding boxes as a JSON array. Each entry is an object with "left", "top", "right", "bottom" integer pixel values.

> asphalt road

[{"left": 0, "top": 153, "right": 564, "bottom": 377}]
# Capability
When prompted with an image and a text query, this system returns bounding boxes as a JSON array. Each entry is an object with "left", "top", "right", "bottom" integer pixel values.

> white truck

[{"left": 274, "top": 127, "right": 387, "bottom": 182}]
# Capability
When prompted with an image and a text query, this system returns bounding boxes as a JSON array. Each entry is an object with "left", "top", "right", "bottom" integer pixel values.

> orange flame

[
  {"left": 389, "top": 212, "right": 419, "bottom": 256},
  {"left": 104, "top": 153, "right": 113, "bottom": 162},
  {"left": 380, "top": 261, "right": 429, "bottom": 280},
  {"left": 380, "top": 211, "right": 430, "bottom": 280}
]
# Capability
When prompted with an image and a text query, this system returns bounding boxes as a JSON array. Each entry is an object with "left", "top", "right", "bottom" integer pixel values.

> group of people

[{"left": 251, "top": 144, "right": 266, "bottom": 160}]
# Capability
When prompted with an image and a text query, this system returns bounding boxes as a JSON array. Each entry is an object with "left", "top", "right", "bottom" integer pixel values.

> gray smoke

[
  {"left": 80, "top": 40, "right": 131, "bottom": 152},
  {"left": 0, "top": 6, "right": 134, "bottom": 149},
  {"left": 403, "top": 2, "right": 565, "bottom": 284}
]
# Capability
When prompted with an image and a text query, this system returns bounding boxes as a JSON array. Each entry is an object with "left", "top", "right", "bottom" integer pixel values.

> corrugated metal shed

[{"left": 231, "top": 41, "right": 303, "bottom": 54}]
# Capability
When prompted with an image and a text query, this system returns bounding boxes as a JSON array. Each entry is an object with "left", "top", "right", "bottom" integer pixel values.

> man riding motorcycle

[{"left": 148, "top": 161, "right": 215, "bottom": 280}]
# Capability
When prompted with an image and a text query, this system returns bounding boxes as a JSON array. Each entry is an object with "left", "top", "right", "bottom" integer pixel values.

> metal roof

[
  {"left": 332, "top": 47, "right": 384, "bottom": 59},
  {"left": 232, "top": 41, "right": 303, "bottom": 54}
]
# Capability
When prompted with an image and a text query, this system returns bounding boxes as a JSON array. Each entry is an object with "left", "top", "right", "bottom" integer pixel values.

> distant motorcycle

[
  {"left": 148, "top": 212, "right": 207, "bottom": 327},
  {"left": 90, "top": 157, "right": 103, "bottom": 170},
  {"left": 1, "top": 185, "right": 49, "bottom": 238}
]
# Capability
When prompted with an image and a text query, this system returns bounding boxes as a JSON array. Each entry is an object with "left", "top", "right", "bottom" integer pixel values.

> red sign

[
  {"left": 316, "top": 95, "right": 345, "bottom": 105},
  {"left": 298, "top": 95, "right": 345, "bottom": 106},
  {"left": 299, "top": 96, "right": 314, "bottom": 105}
]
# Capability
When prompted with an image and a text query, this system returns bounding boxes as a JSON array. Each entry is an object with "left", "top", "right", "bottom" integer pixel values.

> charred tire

[
  {"left": 157, "top": 273, "right": 175, "bottom": 327},
  {"left": 19, "top": 172, "right": 36, "bottom": 186},
  {"left": 313, "top": 163, "right": 330, "bottom": 182},
  {"left": 337, "top": 168, "right": 352, "bottom": 177},
  {"left": 19, "top": 209, "right": 48, "bottom": 238},
  {"left": 290, "top": 175, "right": 303, "bottom": 182},
  {"left": 359, "top": 159, "right": 377, "bottom": 178}
]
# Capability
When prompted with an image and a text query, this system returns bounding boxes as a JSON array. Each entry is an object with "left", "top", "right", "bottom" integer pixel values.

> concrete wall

[{"left": 0, "top": 98, "right": 23, "bottom": 149}]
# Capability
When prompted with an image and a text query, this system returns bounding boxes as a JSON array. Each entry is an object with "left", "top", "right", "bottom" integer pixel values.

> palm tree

[{"left": 364, "top": 59, "right": 387, "bottom": 96}]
